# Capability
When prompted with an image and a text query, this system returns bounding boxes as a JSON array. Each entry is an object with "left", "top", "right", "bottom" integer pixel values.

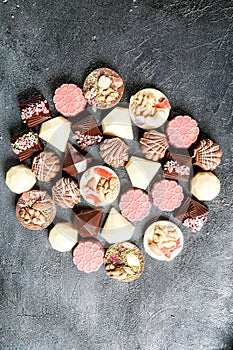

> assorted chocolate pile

[{"left": 6, "top": 67, "right": 222, "bottom": 282}]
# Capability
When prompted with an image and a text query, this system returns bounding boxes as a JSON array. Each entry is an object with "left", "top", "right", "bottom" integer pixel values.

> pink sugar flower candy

[{"left": 166, "top": 115, "right": 199, "bottom": 148}]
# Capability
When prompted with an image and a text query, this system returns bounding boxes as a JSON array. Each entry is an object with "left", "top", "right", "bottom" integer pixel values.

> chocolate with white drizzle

[
  {"left": 192, "top": 139, "right": 222, "bottom": 171},
  {"left": 32, "top": 151, "right": 61, "bottom": 182},
  {"left": 52, "top": 177, "right": 80, "bottom": 208},
  {"left": 99, "top": 137, "right": 129, "bottom": 167},
  {"left": 140, "top": 130, "right": 168, "bottom": 161}
]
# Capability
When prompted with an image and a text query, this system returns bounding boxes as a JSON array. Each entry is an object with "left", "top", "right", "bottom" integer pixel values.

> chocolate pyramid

[
  {"left": 63, "top": 143, "right": 92, "bottom": 177},
  {"left": 73, "top": 208, "right": 104, "bottom": 238},
  {"left": 175, "top": 197, "right": 209, "bottom": 222},
  {"left": 175, "top": 197, "right": 209, "bottom": 232},
  {"left": 71, "top": 115, "right": 103, "bottom": 149}
]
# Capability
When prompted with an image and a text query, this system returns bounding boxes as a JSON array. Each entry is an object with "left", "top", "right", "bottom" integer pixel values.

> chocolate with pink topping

[
  {"left": 19, "top": 95, "right": 51, "bottom": 127},
  {"left": 72, "top": 115, "right": 103, "bottom": 149},
  {"left": 11, "top": 130, "right": 42, "bottom": 161},
  {"left": 166, "top": 115, "right": 199, "bottom": 149},
  {"left": 175, "top": 197, "right": 209, "bottom": 233},
  {"left": 183, "top": 215, "right": 208, "bottom": 232},
  {"left": 119, "top": 188, "right": 151, "bottom": 221},
  {"left": 163, "top": 151, "right": 192, "bottom": 182},
  {"left": 151, "top": 179, "right": 184, "bottom": 211}
]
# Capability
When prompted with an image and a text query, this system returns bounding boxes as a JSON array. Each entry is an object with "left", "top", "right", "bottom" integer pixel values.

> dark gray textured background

[{"left": 0, "top": 1, "right": 232, "bottom": 349}]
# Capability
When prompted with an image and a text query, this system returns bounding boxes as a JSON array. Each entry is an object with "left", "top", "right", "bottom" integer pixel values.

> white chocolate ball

[
  {"left": 191, "top": 172, "right": 220, "bottom": 201},
  {"left": 49, "top": 222, "right": 78, "bottom": 252},
  {"left": 6, "top": 164, "right": 36, "bottom": 194}
]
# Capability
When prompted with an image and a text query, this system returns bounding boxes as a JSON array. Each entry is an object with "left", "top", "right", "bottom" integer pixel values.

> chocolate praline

[
  {"left": 175, "top": 197, "right": 209, "bottom": 233},
  {"left": 163, "top": 151, "right": 192, "bottom": 182},
  {"left": 63, "top": 143, "right": 92, "bottom": 177},
  {"left": 52, "top": 177, "right": 80, "bottom": 208}
]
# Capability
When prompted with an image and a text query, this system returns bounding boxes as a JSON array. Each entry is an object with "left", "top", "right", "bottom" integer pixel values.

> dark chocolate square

[
  {"left": 11, "top": 130, "right": 43, "bottom": 161},
  {"left": 19, "top": 95, "right": 51, "bottom": 127},
  {"left": 163, "top": 151, "right": 192, "bottom": 182}
]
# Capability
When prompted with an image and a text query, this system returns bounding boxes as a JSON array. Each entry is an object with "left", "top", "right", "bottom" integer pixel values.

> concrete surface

[{"left": 0, "top": 1, "right": 232, "bottom": 349}]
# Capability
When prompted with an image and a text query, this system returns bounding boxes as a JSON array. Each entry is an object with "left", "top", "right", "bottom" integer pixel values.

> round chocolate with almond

[
  {"left": 104, "top": 242, "right": 144, "bottom": 282},
  {"left": 16, "top": 190, "right": 56, "bottom": 230}
]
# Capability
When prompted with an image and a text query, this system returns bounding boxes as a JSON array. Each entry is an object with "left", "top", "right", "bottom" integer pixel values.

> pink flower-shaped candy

[
  {"left": 151, "top": 179, "right": 184, "bottom": 211},
  {"left": 166, "top": 115, "right": 199, "bottom": 148},
  {"left": 73, "top": 240, "right": 104, "bottom": 273},
  {"left": 53, "top": 83, "right": 86, "bottom": 117},
  {"left": 119, "top": 188, "right": 151, "bottom": 221}
]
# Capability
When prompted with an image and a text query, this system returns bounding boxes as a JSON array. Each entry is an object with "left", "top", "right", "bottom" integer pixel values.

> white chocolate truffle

[
  {"left": 190, "top": 172, "right": 220, "bottom": 201},
  {"left": 5, "top": 164, "right": 36, "bottom": 194},
  {"left": 49, "top": 222, "right": 78, "bottom": 252}
]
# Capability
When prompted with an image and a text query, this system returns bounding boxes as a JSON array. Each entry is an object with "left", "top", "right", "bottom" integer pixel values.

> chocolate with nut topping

[
  {"left": 11, "top": 130, "right": 42, "bottom": 161},
  {"left": 19, "top": 94, "right": 51, "bottom": 127},
  {"left": 16, "top": 190, "right": 56, "bottom": 230},
  {"left": 83, "top": 67, "right": 124, "bottom": 110},
  {"left": 72, "top": 115, "right": 103, "bottom": 149},
  {"left": 163, "top": 151, "right": 192, "bottom": 182},
  {"left": 104, "top": 242, "right": 144, "bottom": 282}
]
